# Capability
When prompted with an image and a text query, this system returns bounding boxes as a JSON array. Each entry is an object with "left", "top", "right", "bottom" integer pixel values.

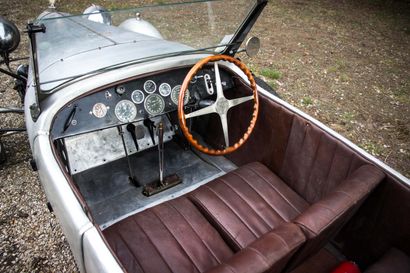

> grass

[
  {"left": 393, "top": 82, "right": 410, "bottom": 104},
  {"left": 301, "top": 96, "right": 313, "bottom": 106},
  {"left": 328, "top": 59, "right": 349, "bottom": 73},
  {"left": 260, "top": 67, "right": 282, "bottom": 80},
  {"left": 341, "top": 111, "right": 355, "bottom": 124},
  {"left": 360, "top": 141, "right": 384, "bottom": 156}
]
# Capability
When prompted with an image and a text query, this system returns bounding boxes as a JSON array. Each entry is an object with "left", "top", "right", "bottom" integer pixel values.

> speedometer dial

[
  {"left": 171, "top": 85, "right": 190, "bottom": 105},
  {"left": 144, "top": 80, "right": 157, "bottom": 94},
  {"left": 115, "top": 100, "right": 137, "bottom": 123},
  {"left": 144, "top": 94, "right": 165, "bottom": 116},
  {"left": 131, "top": 90, "right": 144, "bottom": 104},
  {"left": 159, "top": 83, "right": 171, "bottom": 96}
]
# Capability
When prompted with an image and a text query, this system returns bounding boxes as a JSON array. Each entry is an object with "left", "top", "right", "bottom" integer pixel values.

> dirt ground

[{"left": 0, "top": 0, "right": 409, "bottom": 272}]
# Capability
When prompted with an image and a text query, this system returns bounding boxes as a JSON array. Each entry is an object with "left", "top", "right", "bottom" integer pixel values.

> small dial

[
  {"left": 144, "top": 94, "right": 165, "bottom": 116},
  {"left": 92, "top": 103, "right": 108, "bottom": 118},
  {"left": 115, "top": 100, "right": 137, "bottom": 123},
  {"left": 171, "top": 85, "right": 190, "bottom": 105},
  {"left": 159, "top": 83, "right": 172, "bottom": 96},
  {"left": 143, "top": 80, "right": 157, "bottom": 94},
  {"left": 131, "top": 90, "right": 144, "bottom": 104}
]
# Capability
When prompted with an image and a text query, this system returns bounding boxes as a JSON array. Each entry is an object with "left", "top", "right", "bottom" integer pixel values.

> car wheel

[{"left": 254, "top": 76, "right": 279, "bottom": 97}]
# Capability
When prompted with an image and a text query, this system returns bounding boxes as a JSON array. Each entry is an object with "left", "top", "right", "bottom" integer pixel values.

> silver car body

[{"left": 23, "top": 7, "right": 409, "bottom": 273}]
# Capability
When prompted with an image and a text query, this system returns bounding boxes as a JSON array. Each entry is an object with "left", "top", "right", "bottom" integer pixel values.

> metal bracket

[
  {"left": 26, "top": 22, "right": 46, "bottom": 122},
  {"left": 222, "top": 0, "right": 268, "bottom": 56}
]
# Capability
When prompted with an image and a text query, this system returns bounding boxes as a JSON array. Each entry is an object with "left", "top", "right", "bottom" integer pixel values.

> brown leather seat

[
  {"left": 189, "top": 162, "right": 309, "bottom": 250},
  {"left": 189, "top": 161, "right": 385, "bottom": 269},
  {"left": 365, "top": 248, "right": 410, "bottom": 273},
  {"left": 103, "top": 195, "right": 305, "bottom": 273}
]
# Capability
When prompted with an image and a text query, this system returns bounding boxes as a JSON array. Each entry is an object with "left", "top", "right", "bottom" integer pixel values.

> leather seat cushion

[
  {"left": 189, "top": 162, "right": 309, "bottom": 250},
  {"left": 365, "top": 248, "right": 410, "bottom": 273},
  {"left": 103, "top": 196, "right": 234, "bottom": 273}
]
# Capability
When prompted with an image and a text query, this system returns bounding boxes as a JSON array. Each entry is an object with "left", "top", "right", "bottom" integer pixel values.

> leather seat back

[{"left": 288, "top": 164, "right": 385, "bottom": 270}]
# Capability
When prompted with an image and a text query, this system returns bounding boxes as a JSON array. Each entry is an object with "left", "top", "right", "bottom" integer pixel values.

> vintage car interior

[
  {"left": 6, "top": 0, "right": 407, "bottom": 272},
  {"left": 49, "top": 54, "right": 409, "bottom": 272}
]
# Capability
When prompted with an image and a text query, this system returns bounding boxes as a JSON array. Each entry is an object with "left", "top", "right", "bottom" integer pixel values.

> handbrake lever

[
  {"left": 126, "top": 123, "right": 139, "bottom": 152},
  {"left": 143, "top": 118, "right": 156, "bottom": 145}
]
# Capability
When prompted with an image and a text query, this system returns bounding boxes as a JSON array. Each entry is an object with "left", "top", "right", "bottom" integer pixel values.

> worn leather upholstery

[
  {"left": 207, "top": 223, "right": 305, "bottom": 273},
  {"left": 189, "top": 161, "right": 384, "bottom": 270},
  {"left": 290, "top": 164, "right": 385, "bottom": 268},
  {"left": 190, "top": 162, "right": 309, "bottom": 250},
  {"left": 103, "top": 197, "right": 233, "bottom": 273},
  {"left": 365, "top": 248, "right": 410, "bottom": 273},
  {"left": 103, "top": 195, "right": 306, "bottom": 273}
]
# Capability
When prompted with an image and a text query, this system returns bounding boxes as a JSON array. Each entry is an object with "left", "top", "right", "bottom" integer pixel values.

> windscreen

[{"left": 33, "top": 0, "right": 257, "bottom": 92}]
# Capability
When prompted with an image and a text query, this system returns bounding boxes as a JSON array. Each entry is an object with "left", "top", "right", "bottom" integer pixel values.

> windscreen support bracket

[
  {"left": 222, "top": 0, "right": 268, "bottom": 56},
  {"left": 26, "top": 22, "right": 46, "bottom": 122}
]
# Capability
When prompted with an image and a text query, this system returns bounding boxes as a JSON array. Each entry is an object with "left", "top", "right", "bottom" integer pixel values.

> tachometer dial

[
  {"left": 131, "top": 90, "right": 144, "bottom": 104},
  {"left": 115, "top": 100, "right": 137, "bottom": 123},
  {"left": 171, "top": 85, "right": 190, "bottom": 105},
  {"left": 143, "top": 80, "right": 157, "bottom": 94},
  {"left": 144, "top": 94, "right": 165, "bottom": 116},
  {"left": 159, "top": 83, "right": 172, "bottom": 96}
]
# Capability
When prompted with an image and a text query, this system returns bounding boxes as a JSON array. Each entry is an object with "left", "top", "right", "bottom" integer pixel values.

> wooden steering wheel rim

[{"left": 178, "top": 55, "right": 259, "bottom": 155}]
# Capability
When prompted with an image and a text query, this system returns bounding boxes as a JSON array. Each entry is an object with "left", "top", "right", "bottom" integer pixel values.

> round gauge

[
  {"left": 159, "top": 83, "right": 172, "bottom": 96},
  {"left": 115, "top": 100, "right": 137, "bottom": 123},
  {"left": 144, "top": 94, "right": 165, "bottom": 116},
  {"left": 92, "top": 103, "right": 108, "bottom": 118},
  {"left": 131, "top": 90, "right": 144, "bottom": 104},
  {"left": 171, "top": 85, "right": 190, "bottom": 105},
  {"left": 143, "top": 80, "right": 157, "bottom": 94}
]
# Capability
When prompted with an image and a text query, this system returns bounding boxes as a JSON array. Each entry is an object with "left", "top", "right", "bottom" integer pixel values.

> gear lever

[
  {"left": 157, "top": 121, "right": 165, "bottom": 186},
  {"left": 142, "top": 120, "right": 182, "bottom": 197}
]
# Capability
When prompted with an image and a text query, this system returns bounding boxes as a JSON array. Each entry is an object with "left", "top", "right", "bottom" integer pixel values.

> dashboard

[{"left": 51, "top": 66, "right": 233, "bottom": 140}]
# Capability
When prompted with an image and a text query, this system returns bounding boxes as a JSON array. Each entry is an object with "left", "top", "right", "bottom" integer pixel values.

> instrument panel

[{"left": 51, "top": 66, "right": 233, "bottom": 140}]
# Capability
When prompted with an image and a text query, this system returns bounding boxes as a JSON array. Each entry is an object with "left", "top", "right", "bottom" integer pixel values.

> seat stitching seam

[
  {"left": 116, "top": 232, "right": 146, "bottom": 273},
  {"left": 234, "top": 169, "right": 292, "bottom": 220},
  {"left": 151, "top": 208, "right": 201, "bottom": 273},
  {"left": 221, "top": 262, "right": 237, "bottom": 273},
  {"left": 204, "top": 184, "right": 260, "bottom": 238},
  {"left": 229, "top": 172, "right": 286, "bottom": 224},
  {"left": 324, "top": 143, "right": 338, "bottom": 195},
  {"left": 247, "top": 168, "right": 304, "bottom": 215},
  {"left": 190, "top": 194, "right": 241, "bottom": 249},
  {"left": 219, "top": 177, "right": 272, "bottom": 230},
  {"left": 280, "top": 114, "right": 296, "bottom": 175},
  {"left": 304, "top": 133, "right": 323, "bottom": 201},
  {"left": 166, "top": 201, "right": 223, "bottom": 264},
  {"left": 247, "top": 246, "right": 270, "bottom": 266},
  {"left": 267, "top": 232, "right": 290, "bottom": 251},
  {"left": 130, "top": 217, "right": 173, "bottom": 272}
]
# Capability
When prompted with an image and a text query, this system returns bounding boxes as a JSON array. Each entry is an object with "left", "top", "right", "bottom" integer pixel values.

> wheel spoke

[
  {"left": 185, "top": 104, "right": 216, "bottom": 119},
  {"left": 214, "top": 62, "right": 225, "bottom": 99},
  {"left": 219, "top": 113, "right": 229, "bottom": 147},
  {"left": 228, "top": 95, "right": 254, "bottom": 109}
]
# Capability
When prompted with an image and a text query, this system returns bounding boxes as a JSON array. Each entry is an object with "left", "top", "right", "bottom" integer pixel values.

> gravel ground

[{"left": 0, "top": 0, "right": 409, "bottom": 272}]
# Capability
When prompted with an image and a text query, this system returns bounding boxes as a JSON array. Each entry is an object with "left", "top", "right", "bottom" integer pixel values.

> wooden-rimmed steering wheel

[{"left": 178, "top": 55, "right": 259, "bottom": 155}]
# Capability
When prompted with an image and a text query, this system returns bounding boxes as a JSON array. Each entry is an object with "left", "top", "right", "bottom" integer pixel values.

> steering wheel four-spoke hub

[{"left": 178, "top": 55, "right": 259, "bottom": 155}]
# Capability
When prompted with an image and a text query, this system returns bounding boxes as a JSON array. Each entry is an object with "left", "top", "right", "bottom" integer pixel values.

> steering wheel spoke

[
  {"left": 185, "top": 104, "right": 216, "bottom": 119},
  {"left": 228, "top": 95, "right": 254, "bottom": 109},
  {"left": 219, "top": 113, "right": 230, "bottom": 147},
  {"left": 214, "top": 62, "right": 225, "bottom": 100}
]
